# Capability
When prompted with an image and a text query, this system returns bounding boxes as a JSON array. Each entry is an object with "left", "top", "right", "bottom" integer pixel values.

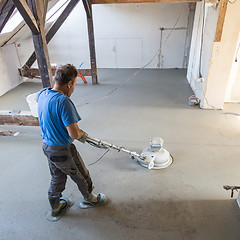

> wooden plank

[
  {"left": 27, "top": 0, "right": 53, "bottom": 87},
  {"left": 0, "top": 111, "right": 39, "bottom": 126},
  {"left": 23, "top": 0, "right": 80, "bottom": 69},
  {"left": 12, "top": 0, "right": 40, "bottom": 34},
  {"left": 214, "top": 0, "right": 228, "bottom": 42},
  {"left": 0, "top": 0, "right": 15, "bottom": 33},
  {"left": 20, "top": 67, "right": 92, "bottom": 78},
  {"left": 92, "top": 0, "right": 202, "bottom": 3}
]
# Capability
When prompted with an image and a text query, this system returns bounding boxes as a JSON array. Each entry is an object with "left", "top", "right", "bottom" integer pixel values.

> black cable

[{"left": 88, "top": 149, "right": 110, "bottom": 166}]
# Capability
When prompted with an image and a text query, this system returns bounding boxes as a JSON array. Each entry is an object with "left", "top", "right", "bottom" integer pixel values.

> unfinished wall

[
  {"left": 15, "top": 2, "right": 191, "bottom": 70},
  {"left": 187, "top": 2, "right": 220, "bottom": 108}
]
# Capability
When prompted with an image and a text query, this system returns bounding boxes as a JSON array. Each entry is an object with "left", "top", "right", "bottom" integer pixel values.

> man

[{"left": 36, "top": 64, "right": 105, "bottom": 221}]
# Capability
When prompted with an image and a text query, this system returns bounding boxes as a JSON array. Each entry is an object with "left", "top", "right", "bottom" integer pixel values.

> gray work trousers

[{"left": 42, "top": 143, "right": 93, "bottom": 200}]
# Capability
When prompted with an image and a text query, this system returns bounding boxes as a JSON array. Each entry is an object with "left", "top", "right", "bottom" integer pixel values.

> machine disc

[{"left": 138, "top": 147, "right": 173, "bottom": 170}]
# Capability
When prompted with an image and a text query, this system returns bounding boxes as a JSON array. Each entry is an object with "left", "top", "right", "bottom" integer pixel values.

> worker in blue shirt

[{"left": 36, "top": 64, "right": 105, "bottom": 221}]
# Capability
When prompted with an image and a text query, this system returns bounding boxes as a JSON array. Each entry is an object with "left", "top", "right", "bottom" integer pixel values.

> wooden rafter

[
  {"left": 12, "top": 0, "right": 39, "bottom": 34},
  {"left": 23, "top": 0, "right": 80, "bottom": 69},
  {"left": 0, "top": 0, "right": 15, "bottom": 33},
  {"left": 214, "top": 0, "right": 228, "bottom": 42}
]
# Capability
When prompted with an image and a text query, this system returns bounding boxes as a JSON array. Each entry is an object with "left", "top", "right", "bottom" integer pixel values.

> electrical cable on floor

[
  {"left": 76, "top": 4, "right": 187, "bottom": 108},
  {"left": 88, "top": 148, "right": 110, "bottom": 166}
]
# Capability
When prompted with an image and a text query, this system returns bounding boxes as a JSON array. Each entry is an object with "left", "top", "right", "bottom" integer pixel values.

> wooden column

[
  {"left": 26, "top": 0, "right": 53, "bottom": 87},
  {"left": 83, "top": 0, "right": 98, "bottom": 84}
]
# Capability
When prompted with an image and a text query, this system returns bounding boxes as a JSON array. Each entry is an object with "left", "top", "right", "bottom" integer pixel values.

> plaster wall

[
  {"left": 0, "top": 44, "right": 22, "bottom": 97},
  {"left": 224, "top": 32, "right": 240, "bottom": 102},
  {"left": 203, "top": 0, "right": 240, "bottom": 108}
]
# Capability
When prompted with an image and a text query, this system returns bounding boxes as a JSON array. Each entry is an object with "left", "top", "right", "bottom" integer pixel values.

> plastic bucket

[{"left": 26, "top": 93, "right": 38, "bottom": 117}]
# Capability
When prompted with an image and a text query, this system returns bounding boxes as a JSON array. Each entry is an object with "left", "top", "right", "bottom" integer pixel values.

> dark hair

[{"left": 54, "top": 64, "right": 78, "bottom": 85}]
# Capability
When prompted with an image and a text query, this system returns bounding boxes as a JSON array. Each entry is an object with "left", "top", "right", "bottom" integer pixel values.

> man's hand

[{"left": 78, "top": 132, "right": 88, "bottom": 143}]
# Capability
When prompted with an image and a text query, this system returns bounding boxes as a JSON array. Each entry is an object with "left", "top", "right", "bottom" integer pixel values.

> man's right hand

[{"left": 78, "top": 132, "right": 88, "bottom": 143}]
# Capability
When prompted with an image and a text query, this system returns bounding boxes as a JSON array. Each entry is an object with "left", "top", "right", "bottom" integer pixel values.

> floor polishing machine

[{"left": 85, "top": 136, "right": 173, "bottom": 170}]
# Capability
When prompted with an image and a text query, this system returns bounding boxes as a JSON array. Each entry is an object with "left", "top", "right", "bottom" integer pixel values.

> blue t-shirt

[{"left": 36, "top": 88, "right": 81, "bottom": 146}]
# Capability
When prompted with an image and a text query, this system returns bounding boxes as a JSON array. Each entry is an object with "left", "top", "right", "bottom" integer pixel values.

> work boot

[
  {"left": 83, "top": 193, "right": 100, "bottom": 204},
  {"left": 49, "top": 198, "right": 67, "bottom": 216}
]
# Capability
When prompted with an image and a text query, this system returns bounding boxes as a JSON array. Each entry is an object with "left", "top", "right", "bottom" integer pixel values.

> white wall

[
  {"left": 1, "top": 2, "right": 191, "bottom": 96},
  {"left": 15, "top": 2, "right": 190, "bottom": 70},
  {"left": 0, "top": 44, "right": 22, "bottom": 97},
  {"left": 224, "top": 32, "right": 240, "bottom": 102},
  {"left": 187, "top": 1, "right": 240, "bottom": 109}
]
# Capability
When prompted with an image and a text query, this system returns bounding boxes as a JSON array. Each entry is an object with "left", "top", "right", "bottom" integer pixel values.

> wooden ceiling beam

[
  {"left": 0, "top": 0, "right": 15, "bottom": 33},
  {"left": 20, "top": 67, "right": 92, "bottom": 78},
  {"left": 91, "top": 0, "right": 211, "bottom": 3},
  {"left": 12, "top": 0, "right": 39, "bottom": 34}
]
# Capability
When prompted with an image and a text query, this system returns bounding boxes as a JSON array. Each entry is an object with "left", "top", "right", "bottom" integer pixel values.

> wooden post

[
  {"left": 27, "top": 0, "right": 53, "bottom": 87},
  {"left": 83, "top": 0, "right": 98, "bottom": 84}
]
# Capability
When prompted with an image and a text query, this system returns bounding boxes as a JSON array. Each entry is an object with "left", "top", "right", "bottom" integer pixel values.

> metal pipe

[{"left": 87, "top": 135, "right": 145, "bottom": 160}]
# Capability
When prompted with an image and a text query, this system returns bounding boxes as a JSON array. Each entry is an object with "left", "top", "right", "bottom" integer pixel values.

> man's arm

[{"left": 66, "top": 122, "right": 85, "bottom": 139}]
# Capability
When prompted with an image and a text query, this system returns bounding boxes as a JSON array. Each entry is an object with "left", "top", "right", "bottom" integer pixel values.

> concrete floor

[{"left": 0, "top": 69, "right": 240, "bottom": 240}]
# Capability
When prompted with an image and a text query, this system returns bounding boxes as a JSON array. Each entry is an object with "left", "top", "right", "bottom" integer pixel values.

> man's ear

[{"left": 67, "top": 81, "right": 72, "bottom": 88}]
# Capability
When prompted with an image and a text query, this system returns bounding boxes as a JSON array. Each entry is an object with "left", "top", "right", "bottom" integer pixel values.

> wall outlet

[{"left": 197, "top": 77, "right": 204, "bottom": 83}]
